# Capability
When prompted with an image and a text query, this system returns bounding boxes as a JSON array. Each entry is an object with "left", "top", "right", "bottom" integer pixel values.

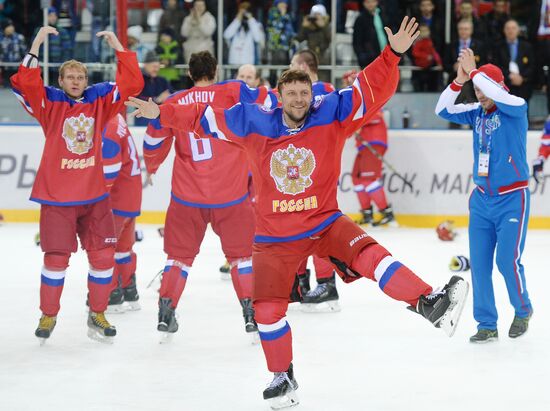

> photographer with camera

[
  {"left": 295, "top": 4, "right": 331, "bottom": 65},
  {"left": 223, "top": 1, "right": 265, "bottom": 65}
]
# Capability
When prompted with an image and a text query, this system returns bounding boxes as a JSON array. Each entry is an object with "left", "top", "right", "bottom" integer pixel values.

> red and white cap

[{"left": 475, "top": 64, "right": 509, "bottom": 91}]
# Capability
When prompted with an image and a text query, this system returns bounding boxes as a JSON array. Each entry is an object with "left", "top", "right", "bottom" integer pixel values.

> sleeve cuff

[
  {"left": 468, "top": 69, "right": 480, "bottom": 80},
  {"left": 383, "top": 45, "right": 402, "bottom": 65},
  {"left": 450, "top": 80, "right": 463, "bottom": 91}
]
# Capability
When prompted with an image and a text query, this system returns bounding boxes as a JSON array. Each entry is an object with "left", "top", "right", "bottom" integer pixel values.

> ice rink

[{"left": 0, "top": 223, "right": 548, "bottom": 411}]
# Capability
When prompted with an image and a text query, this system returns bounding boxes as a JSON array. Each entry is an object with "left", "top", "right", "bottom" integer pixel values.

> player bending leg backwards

[
  {"left": 102, "top": 113, "right": 143, "bottom": 313},
  {"left": 142, "top": 51, "right": 277, "bottom": 342},
  {"left": 128, "top": 17, "right": 468, "bottom": 408},
  {"left": 11, "top": 26, "right": 143, "bottom": 344}
]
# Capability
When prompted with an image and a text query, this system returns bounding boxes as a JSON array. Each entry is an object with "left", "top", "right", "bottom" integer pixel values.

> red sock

[
  {"left": 312, "top": 255, "right": 334, "bottom": 281},
  {"left": 88, "top": 267, "right": 114, "bottom": 312},
  {"left": 351, "top": 244, "right": 432, "bottom": 306},
  {"left": 159, "top": 259, "right": 190, "bottom": 308},
  {"left": 369, "top": 186, "right": 389, "bottom": 210},
  {"left": 356, "top": 190, "right": 372, "bottom": 210},
  {"left": 40, "top": 267, "right": 66, "bottom": 316},
  {"left": 116, "top": 251, "right": 137, "bottom": 288},
  {"left": 229, "top": 258, "right": 253, "bottom": 300},
  {"left": 254, "top": 299, "right": 292, "bottom": 372}
]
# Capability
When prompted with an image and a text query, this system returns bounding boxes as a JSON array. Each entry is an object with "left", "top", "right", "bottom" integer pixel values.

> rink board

[{"left": 1, "top": 126, "right": 549, "bottom": 227}]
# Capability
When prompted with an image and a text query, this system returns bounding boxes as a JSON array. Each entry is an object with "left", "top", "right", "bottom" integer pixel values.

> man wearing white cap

[{"left": 295, "top": 4, "right": 331, "bottom": 65}]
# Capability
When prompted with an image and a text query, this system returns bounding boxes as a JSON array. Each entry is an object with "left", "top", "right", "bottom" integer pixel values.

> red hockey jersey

[
  {"left": 102, "top": 114, "right": 142, "bottom": 217},
  {"left": 144, "top": 80, "right": 277, "bottom": 207},
  {"left": 538, "top": 118, "right": 550, "bottom": 160},
  {"left": 355, "top": 110, "right": 388, "bottom": 151},
  {"left": 11, "top": 50, "right": 143, "bottom": 206},
  {"left": 158, "top": 46, "right": 400, "bottom": 241}
]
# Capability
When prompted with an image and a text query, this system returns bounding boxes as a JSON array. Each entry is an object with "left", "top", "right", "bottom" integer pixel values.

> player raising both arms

[
  {"left": 12, "top": 26, "right": 143, "bottom": 344},
  {"left": 127, "top": 17, "right": 468, "bottom": 408}
]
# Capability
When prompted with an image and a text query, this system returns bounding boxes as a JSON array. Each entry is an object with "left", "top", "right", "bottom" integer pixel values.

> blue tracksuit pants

[{"left": 468, "top": 188, "right": 532, "bottom": 330}]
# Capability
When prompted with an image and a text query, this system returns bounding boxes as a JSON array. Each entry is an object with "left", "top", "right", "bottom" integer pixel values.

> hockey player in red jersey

[
  {"left": 11, "top": 26, "right": 143, "bottom": 344},
  {"left": 127, "top": 17, "right": 468, "bottom": 408},
  {"left": 342, "top": 70, "right": 395, "bottom": 226},
  {"left": 143, "top": 51, "right": 277, "bottom": 342},
  {"left": 102, "top": 113, "right": 143, "bottom": 313},
  {"left": 532, "top": 116, "right": 550, "bottom": 183}
]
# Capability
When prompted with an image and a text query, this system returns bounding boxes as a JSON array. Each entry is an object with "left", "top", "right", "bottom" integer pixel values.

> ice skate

[
  {"left": 35, "top": 314, "right": 56, "bottom": 345},
  {"left": 263, "top": 363, "right": 299, "bottom": 410},
  {"left": 240, "top": 298, "right": 259, "bottom": 344},
  {"left": 469, "top": 329, "right": 498, "bottom": 343},
  {"left": 414, "top": 275, "right": 468, "bottom": 337},
  {"left": 87, "top": 311, "right": 116, "bottom": 344},
  {"left": 122, "top": 274, "right": 141, "bottom": 311},
  {"left": 288, "top": 275, "right": 302, "bottom": 308},
  {"left": 358, "top": 206, "right": 373, "bottom": 226},
  {"left": 158, "top": 297, "right": 178, "bottom": 344},
  {"left": 106, "top": 287, "right": 125, "bottom": 314},
  {"left": 372, "top": 205, "right": 397, "bottom": 227},
  {"left": 219, "top": 260, "right": 231, "bottom": 281},
  {"left": 509, "top": 310, "right": 533, "bottom": 338},
  {"left": 301, "top": 276, "right": 341, "bottom": 313}
]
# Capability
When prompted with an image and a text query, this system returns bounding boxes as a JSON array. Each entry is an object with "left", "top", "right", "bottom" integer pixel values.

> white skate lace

[
  {"left": 425, "top": 287, "right": 445, "bottom": 301},
  {"left": 307, "top": 283, "right": 328, "bottom": 298},
  {"left": 268, "top": 372, "right": 292, "bottom": 389}
]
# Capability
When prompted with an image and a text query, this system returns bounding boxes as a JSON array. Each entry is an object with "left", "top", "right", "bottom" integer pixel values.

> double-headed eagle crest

[
  {"left": 270, "top": 144, "right": 316, "bottom": 195},
  {"left": 62, "top": 113, "right": 95, "bottom": 155}
]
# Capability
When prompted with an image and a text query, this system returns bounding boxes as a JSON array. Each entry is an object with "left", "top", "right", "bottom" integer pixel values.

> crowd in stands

[{"left": 1, "top": 1, "right": 550, "bottom": 113}]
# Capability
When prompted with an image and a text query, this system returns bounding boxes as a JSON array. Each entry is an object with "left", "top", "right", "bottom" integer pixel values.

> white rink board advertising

[{"left": 0, "top": 126, "right": 548, "bottom": 224}]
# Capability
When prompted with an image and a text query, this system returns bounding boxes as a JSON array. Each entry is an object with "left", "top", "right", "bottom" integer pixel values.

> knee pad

[
  {"left": 44, "top": 252, "right": 70, "bottom": 271},
  {"left": 253, "top": 298, "right": 288, "bottom": 324},
  {"left": 88, "top": 247, "right": 115, "bottom": 271}
]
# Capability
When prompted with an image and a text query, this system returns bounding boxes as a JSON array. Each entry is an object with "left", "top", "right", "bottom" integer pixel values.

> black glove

[{"left": 532, "top": 157, "right": 544, "bottom": 183}]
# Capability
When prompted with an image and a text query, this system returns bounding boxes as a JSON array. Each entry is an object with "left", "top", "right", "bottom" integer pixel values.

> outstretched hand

[
  {"left": 97, "top": 31, "right": 124, "bottom": 52},
  {"left": 458, "top": 48, "right": 477, "bottom": 74},
  {"left": 384, "top": 16, "right": 419, "bottom": 54},
  {"left": 30, "top": 26, "right": 58, "bottom": 54},
  {"left": 125, "top": 97, "right": 161, "bottom": 119}
]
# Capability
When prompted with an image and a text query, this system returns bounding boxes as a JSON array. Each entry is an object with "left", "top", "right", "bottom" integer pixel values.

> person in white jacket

[
  {"left": 223, "top": 2, "right": 265, "bottom": 65},
  {"left": 180, "top": 0, "right": 216, "bottom": 63}
]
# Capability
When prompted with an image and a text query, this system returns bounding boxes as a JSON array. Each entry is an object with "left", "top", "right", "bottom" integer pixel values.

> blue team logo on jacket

[{"left": 475, "top": 114, "right": 501, "bottom": 136}]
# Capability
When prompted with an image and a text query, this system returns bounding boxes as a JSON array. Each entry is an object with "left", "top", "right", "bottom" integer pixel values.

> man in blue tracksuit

[{"left": 435, "top": 48, "right": 533, "bottom": 343}]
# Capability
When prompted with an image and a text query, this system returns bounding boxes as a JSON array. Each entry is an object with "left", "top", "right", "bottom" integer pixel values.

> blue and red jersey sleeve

[
  {"left": 11, "top": 63, "right": 48, "bottom": 125},
  {"left": 143, "top": 117, "right": 174, "bottom": 175},
  {"left": 539, "top": 119, "right": 550, "bottom": 160},
  {"left": 102, "top": 116, "right": 123, "bottom": 190}
]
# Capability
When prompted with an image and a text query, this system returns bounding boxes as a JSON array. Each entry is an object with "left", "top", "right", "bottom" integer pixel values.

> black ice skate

[
  {"left": 263, "top": 363, "right": 299, "bottom": 410},
  {"left": 158, "top": 297, "right": 178, "bottom": 344},
  {"left": 414, "top": 275, "right": 468, "bottom": 337},
  {"left": 122, "top": 274, "right": 141, "bottom": 311},
  {"left": 87, "top": 311, "right": 116, "bottom": 343},
  {"left": 289, "top": 275, "right": 302, "bottom": 303},
  {"left": 106, "top": 286, "right": 125, "bottom": 314},
  {"left": 240, "top": 298, "right": 259, "bottom": 344},
  {"left": 358, "top": 206, "right": 373, "bottom": 225},
  {"left": 372, "top": 205, "right": 396, "bottom": 226},
  {"left": 35, "top": 314, "right": 57, "bottom": 345},
  {"left": 301, "top": 275, "right": 341, "bottom": 313},
  {"left": 469, "top": 329, "right": 498, "bottom": 343},
  {"left": 509, "top": 310, "right": 533, "bottom": 338},
  {"left": 289, "top": 270, "right": 310, "bottom": 305}
]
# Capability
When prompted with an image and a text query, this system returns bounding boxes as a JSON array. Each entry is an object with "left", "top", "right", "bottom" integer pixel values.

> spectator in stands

[
  {"left": 52, "top": 0, "right": 78, "bottom": 47},
  {"left": 411, "top": 24, "right": 443, "bottom": 92},
  {"left": 444, "top": 18, "right": 486, "bottom": 103},
  {"left": 353, "top": 0, "right": 388, "bottom": 69},
  {"left": 127, "top": 25, "right": 150, "bottom": 62},
  {"left": 415, "top": 0, "right": 444, "bottom": 54},
  {"left": 89, "top": 0, "right": 111, "bottom": 62},
  {"left": 156, "top": 28, "right": 182, "bottom": 90},
  {"left": 136, "top": 51, "right": 173, "bottom": 126},
  {"left": 180, "top": 0, "right": 216, "bottom": 63},
  {"left": 455, "top": 0, "right": 485, "bottom": 40},
  {"left": 159, "top": 0, "right": 187, "bottom": 42},
  {"left": 32, "top": 7, "right": 72, "bottom": 79},
  {"left": 533, "top": 0, "right": 550, "bottom": 114},
  {"left": 295, "top": 4, "right": 331, "bottom": 65},
  {"left": 236, "top": 63, "right": 261, "bottom": 88},
  {"left": 481, "top": 0, "right": 510, "bottom": 46},
  {"left": 492, "top": 19, "right": 534, "bottom": 102},
  {"left": 223, "top": 2, "right": 265, "bottom": 65},
  {"left": 266, "top": 0, "right": 295, "bottom": 65},
  {"left": 0, "top": 18, "right": 25, "bottom": 87}
]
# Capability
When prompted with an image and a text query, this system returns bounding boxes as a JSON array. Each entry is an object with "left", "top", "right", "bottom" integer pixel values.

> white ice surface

[{"left": 0, "top": 224, "right": 548, "bottom": 411}]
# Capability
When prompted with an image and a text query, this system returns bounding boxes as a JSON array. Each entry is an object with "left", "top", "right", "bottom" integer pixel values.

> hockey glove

[
  {"left": 449, "top": 255, "right": 470, "bottom": 272},
  {"left": 532, "top": 157, "right": 544, "bottom": 183}
]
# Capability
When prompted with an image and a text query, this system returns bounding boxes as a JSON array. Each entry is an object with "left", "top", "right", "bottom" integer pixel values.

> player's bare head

[
  {"left": 189, "top": 51, "right": 217, "bottom": 83},
  {"left": 236, "top": 64, "right": 259, "bottom": 88},
  {"left": 290, "top": 50, "right": 318, "bottom": 75},
  {"left": 278, "top": 70, "right": 312, "bottom": 125},
  {"left": 58, "top": 60, "right": 88, "bottom": 99}
]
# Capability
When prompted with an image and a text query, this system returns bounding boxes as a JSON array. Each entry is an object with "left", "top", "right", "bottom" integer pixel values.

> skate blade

[
  {"left": 470, "top": 336, "right": 498, "bottom": 344},
  {"left": 220, "top": 272, "right": 231, "bottom": 281},
  {"left": 287, "top": 302, "right": 302, "bottom": 311},
  {"left": 248, "top": 331, "right": 260, "bottom": 345},
  {"left": 37, "top": 337, "right": 48, "bottom": 346},
  {"left": 301, "top": 300, "right": 341, "bottom": 313},
  {"left": 440, "top": 279, "right": 469, "bottom": 337},
  {"left": 159, "top": 332, "right": 174, "bottom": 344},
  {"left": 124, "top": 301, "right": 141, "bottom": 311},
  {"left": 87, "top": 328, "right": 115, "bottom": 344},
  {"left": 267, "top": 389, "right": 300, "bottom": 410},
  {"left": 106, "top": 304, "right": 126, "bottom": 314}
]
